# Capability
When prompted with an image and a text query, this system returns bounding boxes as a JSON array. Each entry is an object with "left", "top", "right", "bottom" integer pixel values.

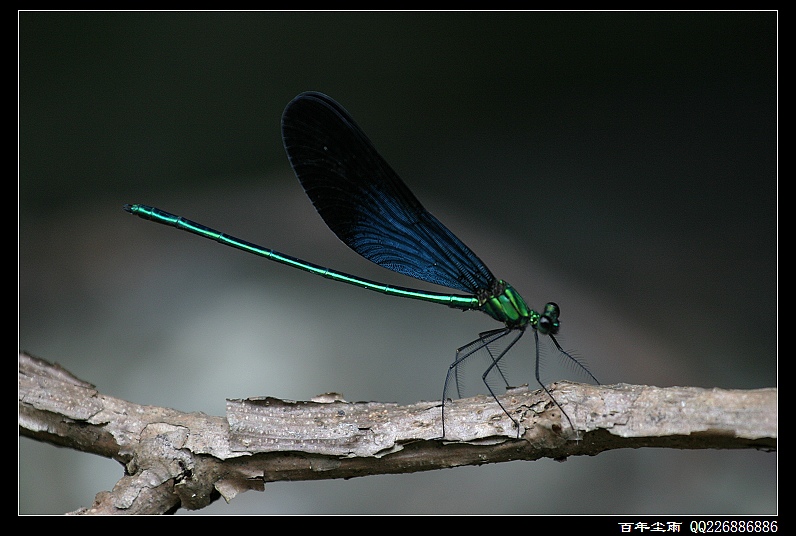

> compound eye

[
  {"left": 537, "top": 314, "right": 559, "bottom": 335},
  {"left": 544, "top": 302, "right": 561, "bottom": 318}
]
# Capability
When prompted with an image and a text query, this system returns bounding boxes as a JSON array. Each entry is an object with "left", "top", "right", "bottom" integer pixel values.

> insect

[{"left": 125, "top": 91, "right": 598, "bottom": 438}]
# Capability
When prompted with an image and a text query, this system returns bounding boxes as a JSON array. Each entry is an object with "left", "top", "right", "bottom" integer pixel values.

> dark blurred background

[{"left": 19, "top": 12, "right": 776, "bottom": 515}]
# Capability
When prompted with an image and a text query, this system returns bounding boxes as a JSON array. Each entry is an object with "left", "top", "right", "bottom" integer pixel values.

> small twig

[{"left": 18, "top": 351, "right": 776, "bottom": 514}]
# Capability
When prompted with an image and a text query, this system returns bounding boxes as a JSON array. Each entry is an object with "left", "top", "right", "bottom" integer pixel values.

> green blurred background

[{"left": 19, "top": 11, "right": 776, "bottom": 514}]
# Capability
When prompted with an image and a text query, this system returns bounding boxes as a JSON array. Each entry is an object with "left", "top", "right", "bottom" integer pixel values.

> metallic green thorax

[
  {"left": 477, "top": 280, "right": 561, "bottom": 334},
  {"left": 478, "top": 279, "right": 531, "bottom": 327}
]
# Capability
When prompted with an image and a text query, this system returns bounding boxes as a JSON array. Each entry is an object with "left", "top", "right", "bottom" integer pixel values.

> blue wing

[{"left": 281, "top": 91, "right": 495, "bottom": 294}]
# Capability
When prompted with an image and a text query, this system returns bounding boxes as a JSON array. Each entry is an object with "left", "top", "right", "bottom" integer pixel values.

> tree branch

[{"left": 18, "top": 351, "right": 776, "bottom": 515}]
